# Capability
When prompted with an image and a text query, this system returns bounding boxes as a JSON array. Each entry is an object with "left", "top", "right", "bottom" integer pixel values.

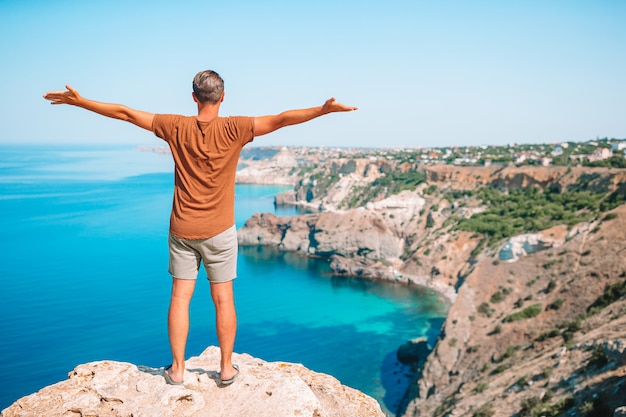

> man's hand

[
  {"left": 43, "top": 85, "right": 154, "bottom": 131},
  {"left": 43, "top": 85, "right": 83, "bottom": 106},
  {"left": 321, "top": 97, "right": 358, "bottom": 114},
  {"left": 254, "top": 98, "right": 357, "bottom": 137}
]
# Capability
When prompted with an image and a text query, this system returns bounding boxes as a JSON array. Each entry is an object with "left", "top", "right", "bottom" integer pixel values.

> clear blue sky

[{"left": 2, "top": 0, "right": 625, "bottom": 148}]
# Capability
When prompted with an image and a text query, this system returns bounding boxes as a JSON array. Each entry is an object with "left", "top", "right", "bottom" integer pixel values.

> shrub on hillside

[
  {"left": 587, "top": 279, "right": 626, "bottom": 313},
  {"left": 547, "top": 299, "right": 565, "bottom": 310},
  {"left": 478, "top": 302, "right": 495, "bottom": 318},
  {"left": 503, "top": 304, "right": 542, "bottom": 322}
]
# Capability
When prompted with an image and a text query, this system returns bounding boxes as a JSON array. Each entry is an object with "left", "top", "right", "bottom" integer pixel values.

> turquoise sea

[{"left": 0, "top": 145, "right": 447, "bottom": 416}]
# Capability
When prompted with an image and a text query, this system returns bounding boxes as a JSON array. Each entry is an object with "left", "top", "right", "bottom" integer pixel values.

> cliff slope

[{"left": 403, "top": 205, "right": 626, "bottom": 416}]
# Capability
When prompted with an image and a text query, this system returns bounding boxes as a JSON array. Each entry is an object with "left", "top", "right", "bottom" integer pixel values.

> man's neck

[{"left": 196, "top": 102, "right": 220, "bottom": 122}]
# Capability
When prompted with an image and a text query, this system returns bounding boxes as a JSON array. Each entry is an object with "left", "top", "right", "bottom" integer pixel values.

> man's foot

[
  {"left": 164, "top": 365, "right": 184, "bottom": 385},
  {"left": 218, "top": 364, "right": 239, "bottom": 386}
]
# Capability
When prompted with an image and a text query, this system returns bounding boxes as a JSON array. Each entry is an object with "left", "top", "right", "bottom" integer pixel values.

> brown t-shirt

[{"left": 152, "top": 114, "right": 254, "bottom": 239}]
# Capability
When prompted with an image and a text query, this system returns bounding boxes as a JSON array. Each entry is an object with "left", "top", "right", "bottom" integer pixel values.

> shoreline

[
  {"left": 383, "top": 273, "right": 457, "bottom": 304},
  {"left": 240, "top": 239, "right": 457, "bottom": 306}
]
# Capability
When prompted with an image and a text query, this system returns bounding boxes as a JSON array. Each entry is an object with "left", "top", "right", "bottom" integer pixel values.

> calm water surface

[{"left": 0, "top": 145, "right": 447, "bottom": 415}]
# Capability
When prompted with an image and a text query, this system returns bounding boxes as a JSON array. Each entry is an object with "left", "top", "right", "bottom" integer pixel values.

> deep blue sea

[{"left": 0, "top": 145, "right": 447, "bottom": 416}]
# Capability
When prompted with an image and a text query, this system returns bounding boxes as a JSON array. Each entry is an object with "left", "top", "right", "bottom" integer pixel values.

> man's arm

[
  {"left": 43, "top": 85, "right": 154, "bottom": 131},
  {"left": 253, "top": 98, "right": 357, "bottom": 137}
]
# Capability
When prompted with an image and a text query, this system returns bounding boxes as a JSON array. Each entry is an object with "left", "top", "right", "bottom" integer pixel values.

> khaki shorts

[{"left": 168, "top": 225, "right": 238, "bottom": 282}]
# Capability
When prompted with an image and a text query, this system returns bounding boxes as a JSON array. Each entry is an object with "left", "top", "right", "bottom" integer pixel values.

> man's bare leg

[
  {"left": 210, "top": 281, "right": 238, "bottom": 380},
  {"left": 166, "top": 277, "right": 196, "bottom": 383}
]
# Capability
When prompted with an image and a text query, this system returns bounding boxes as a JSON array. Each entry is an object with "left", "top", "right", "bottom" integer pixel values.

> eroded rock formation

[{"left": 1, "top": 346, "right": 384, "bottom": 417}]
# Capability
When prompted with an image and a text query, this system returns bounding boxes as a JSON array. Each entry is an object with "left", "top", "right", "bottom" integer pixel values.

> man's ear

[
  {"left": 220, "top": 92, "right": 225, "bottom": 103},
  {"left": 192, "top": 92, "right": 199, "bottom": 103}
]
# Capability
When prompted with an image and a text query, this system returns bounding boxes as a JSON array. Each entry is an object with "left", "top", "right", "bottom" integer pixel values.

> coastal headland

[{"left": 236, "top": 142, "right": 626, "bottom": 416}]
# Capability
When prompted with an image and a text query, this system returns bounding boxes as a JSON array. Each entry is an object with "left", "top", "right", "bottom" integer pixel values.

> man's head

[{"left": 192, "top": 70, "right": 224, "bottom": 104}]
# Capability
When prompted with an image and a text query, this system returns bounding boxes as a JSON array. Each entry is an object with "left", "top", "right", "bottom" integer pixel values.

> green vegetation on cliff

[
  {"left": 503, "top": 303, "right": 542, "bottom": 322},
  {"left": 584, "top": 155, "right": 626, "bottom": 168},
  {"left": 309, "top": 172, "right": 339, "bottom": 198},
  {"left": 587, "top": 276, "right": 626, "bottom": 314},
  {"left": 454, "top": 187, "right": 606, "bottom": 242},
  {"left": 342, "top": 170, "right": 426, "bottom": 208}
]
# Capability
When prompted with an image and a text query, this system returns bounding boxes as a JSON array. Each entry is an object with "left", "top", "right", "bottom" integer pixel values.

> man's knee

[{"left": 210, "top": 281, "right": 234, "bottom": 306}]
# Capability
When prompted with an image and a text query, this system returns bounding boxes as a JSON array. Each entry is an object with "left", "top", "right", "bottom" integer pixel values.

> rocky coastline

[
  {"left": 237, "top": 210, "right": 458, "bottom": 304},
  {"left": 235, "top": 147, "right": 626, "bottom": 416},
  {"left": 8, "top": 147, "right": 625, "bottom": 416}
]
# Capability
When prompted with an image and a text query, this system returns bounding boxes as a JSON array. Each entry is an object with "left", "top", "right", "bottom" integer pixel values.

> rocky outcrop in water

[
  {"left": 238, "top": 206, "right": 411, "bottom": 283},
  {"left": 1, "top": 346, "right": 384, "bottom": 417}
]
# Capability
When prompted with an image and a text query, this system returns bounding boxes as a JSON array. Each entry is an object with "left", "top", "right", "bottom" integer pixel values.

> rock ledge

[{"left": 2, "top": 346, "right": 384, "bottom": 417}]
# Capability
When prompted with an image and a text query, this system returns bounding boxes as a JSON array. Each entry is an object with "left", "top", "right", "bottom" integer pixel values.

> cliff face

[
  {"left": 1, "top": 346, "right": 384, "bottom": 417},
  {"left": 423, "top": 164, "right": 626, "bottom": 193},
  {"left": 239, "top": 209, "right": 404, "bottom": 276}
]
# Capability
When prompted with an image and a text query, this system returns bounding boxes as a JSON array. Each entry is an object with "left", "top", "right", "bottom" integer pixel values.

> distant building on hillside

[
  {"left": 588, "top": 148, "right": 612, "bottom": 162},
  {"left": 453, "top": 156, "right": 477, "bottom": 165},
  {"left": 516, "top": 153, "right": 526, "bottom": 164},
  {"left": 612, "top": 142, "right": 626, "bottom": 152}
]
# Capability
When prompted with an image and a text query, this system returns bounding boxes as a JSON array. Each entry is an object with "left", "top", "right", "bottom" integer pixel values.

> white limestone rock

[{"left": 2, "top": 346, "right": 384, "bottom": 417}]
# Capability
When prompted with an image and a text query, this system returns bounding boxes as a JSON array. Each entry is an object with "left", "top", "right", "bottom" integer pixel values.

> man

[{"left": 43, "top": 70, "right": 357, "bottom": 386}]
